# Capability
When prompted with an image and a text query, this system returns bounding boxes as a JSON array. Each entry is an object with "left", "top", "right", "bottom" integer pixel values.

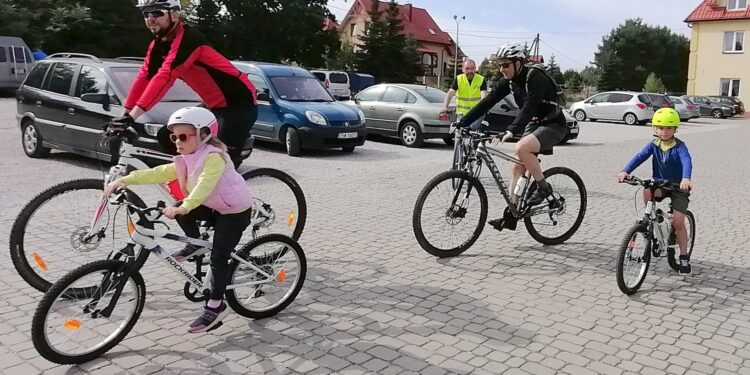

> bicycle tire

[
  {"left": 413, "top": 170, "right": 488, "bottom": 258},
  {"left": 32, "top": 259, "right": 145, "bottom": 364},
  {"left": 524, "top": 167, "right": 587, "bottom": 245},
  {"left": 10, "top": 178, "right": 146, "bottom": 293},
  {"left": 667, "top": 210, "right": 696, "bottom": 272},
  {"left": 226, "top": 234, "right": 307, "bottom": 319},
  {"left": 242, "top": 168, "right": 306, "bottom": 241},
  {"left": 616, "top": 224, "right": 651, "bottom": 295}
]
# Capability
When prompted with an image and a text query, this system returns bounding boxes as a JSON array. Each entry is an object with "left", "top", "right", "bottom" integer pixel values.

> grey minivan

[{"left": 0, "top": 36, "right": 34, "bottom": 91}]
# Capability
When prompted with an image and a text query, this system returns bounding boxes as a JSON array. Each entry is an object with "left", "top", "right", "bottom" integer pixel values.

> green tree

[
  {"left": 643, "top": 72, "right": 667, "bottom": 93},
  {"left": 547, "top": 55, "right": 564, "bottom": 85},
  {"left": 563, "top": 69, "right": 582, "bottom": 92},
  {"left": 355, "top": 0, "right": 422, "bottom": 83},
  {"left": 325, "top": 42, "right": 357, "bottom": 70},
  {"left": 594, "top": 18, "right": 689, "bottom": 92},
  {"left": 596, "top": 50, "right": 621, "bottom": 91},
  {"left": 579, "top": 66, "right": 600, "bottom": 89}
]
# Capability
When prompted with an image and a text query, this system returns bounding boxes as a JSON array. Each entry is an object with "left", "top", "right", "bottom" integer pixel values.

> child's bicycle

[
  {"left": 412, "top": 124, "right": 587, "bottom": 257},
  {"left": 616, "top": 176, "right": 696, "bottom": 295},
  {"left": 31, "top": 190, "right": 306, "bottom": 365},
  {"left": 10, "top": 125, "right": 306, "bottom": 293}
]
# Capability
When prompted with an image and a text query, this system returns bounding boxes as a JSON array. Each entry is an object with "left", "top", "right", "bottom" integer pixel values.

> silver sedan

[{"left": 345, "top": 84, "right": 455, "bottom": 147}]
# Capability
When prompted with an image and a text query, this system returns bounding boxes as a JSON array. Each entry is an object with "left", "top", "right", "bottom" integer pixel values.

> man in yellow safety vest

[{"left": 442, "top": 59, "right": 488, "bottom": 129}]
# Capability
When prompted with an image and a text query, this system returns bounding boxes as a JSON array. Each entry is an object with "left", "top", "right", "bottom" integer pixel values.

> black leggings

[{"left": 176, "top": 206, "right": 251, "bottom": 300}]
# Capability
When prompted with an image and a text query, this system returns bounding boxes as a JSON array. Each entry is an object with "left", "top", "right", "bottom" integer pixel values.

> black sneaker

[
  {"left": 188, "top": 302, "right": 229, "bottom": 333},
  {"left": 171, "top": 244, "right": 200, "bottom": 262},
  {"left": 679, "top": 255, "right": 691, "bottom": 274},
  {"left": 527, "top": 183, "right": 553, "bottom": 207},
  {"left": 488, "top": 207, "right": 517, "bottom": 231}
]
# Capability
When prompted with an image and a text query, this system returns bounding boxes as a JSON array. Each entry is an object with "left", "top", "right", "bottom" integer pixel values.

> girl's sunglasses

[
  {"left": 142, "top": 9, "right": 169, "bottom": 19},
  {"left": 169, "top": 133, "right": 197, "bottom": 143}
]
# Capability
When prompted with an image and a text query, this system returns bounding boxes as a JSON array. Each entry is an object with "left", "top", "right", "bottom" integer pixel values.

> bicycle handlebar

[{"left": 620, "top": 176, "right": 676, "bottom": 190}]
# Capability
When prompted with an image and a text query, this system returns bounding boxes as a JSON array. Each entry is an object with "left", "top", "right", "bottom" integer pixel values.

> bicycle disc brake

[{"left": 70, "top": 226, "right": 103, "bottom": 252}]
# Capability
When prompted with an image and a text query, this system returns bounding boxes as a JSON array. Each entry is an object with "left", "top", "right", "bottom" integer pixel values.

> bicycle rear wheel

[
  {"left": 32, "top": 260, "right": 145, "bottom": 364},
  {"left": 10, "top": 178, "right": 145, "bottom": 293},
  {"left": 524, "top": 167, "right": 587, "bottom": 245},
  {"left": 616, "top": 224, "right": 651, "bottom": 295},
  {"left": 413, "top": 170, "right": 488, "bottom": 258},
  {"left": 667, "top": 210, "right": 695, "bottom": 271},
  {"left": 242, "top": 168, "right": 306, "bottom": 241}
]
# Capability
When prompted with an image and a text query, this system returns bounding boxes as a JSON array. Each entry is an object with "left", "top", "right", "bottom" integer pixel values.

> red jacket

[{"left": 125, "top": 23, "right": 256, "bottom": 111}]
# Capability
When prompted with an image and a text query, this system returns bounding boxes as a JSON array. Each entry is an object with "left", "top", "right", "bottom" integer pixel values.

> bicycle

[
  {"left": 615, "top": 176, "right": 696, "bottom": 295},
  {"left": 31, "top": 190, "right": 306, "bottom": 365},
  {"left": 413, "top": 124, "right": 587, "bottom": 258},
  {"left": 11, "top": 125, "right": 306, "bottom": 293}
]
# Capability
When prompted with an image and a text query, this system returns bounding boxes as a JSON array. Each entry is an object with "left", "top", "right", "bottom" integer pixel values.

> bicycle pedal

[{"left": 205, "top": 321, "right": 223, "bottom": 332}]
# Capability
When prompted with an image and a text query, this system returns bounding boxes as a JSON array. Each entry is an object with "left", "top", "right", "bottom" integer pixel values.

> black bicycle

[{"left": 413, "top": 124, "right": 587, "bottom": 257}]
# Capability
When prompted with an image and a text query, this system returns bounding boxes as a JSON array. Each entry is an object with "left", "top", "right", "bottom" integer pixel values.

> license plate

[
  {"left": 338, "top": 132, "right": 358, "bottom": 139},
  {"left": 570, "top": 127, "right": 579, "bottom": 134}
]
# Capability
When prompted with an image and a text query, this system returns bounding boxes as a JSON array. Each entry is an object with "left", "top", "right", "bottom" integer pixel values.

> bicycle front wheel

[
  {"left": 524, "top": 167, "right": 587, "bottom": 245},
  {"left": 616, "top": 224, "right": 651, "bottom": 295},
  {"left": 226, "top": 234, "right": 306, "bottom": 319},
  {"left": 31, "top": 260, "right": 145, "bottom": 364},
  {"left": 667, "top": 210, "right": 696, "bottom": 272},
  {"left": 243, "top": 168, "right": 306, "bottom": 241},
  {"left": 10, "top": 178, "right": 145, "bottom": 293},
  {"left": 413, "top": 170, "right": 488, "bottom": 258}
]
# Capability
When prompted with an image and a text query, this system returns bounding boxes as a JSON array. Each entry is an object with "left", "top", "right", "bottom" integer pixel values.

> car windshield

[
  {"left": 110, "top": 67, "right": 200, "bottom": 102},
  {"left": 270, "top": 76, "right": 333, "bottom": 102},
  {"left": 410, "top": 86, "right": 446, "bottom": 103}
]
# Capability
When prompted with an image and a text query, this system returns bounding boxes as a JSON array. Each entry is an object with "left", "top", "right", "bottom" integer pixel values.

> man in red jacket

[{"left": 114, "top": 0, "right": 258, "bottom": 169}]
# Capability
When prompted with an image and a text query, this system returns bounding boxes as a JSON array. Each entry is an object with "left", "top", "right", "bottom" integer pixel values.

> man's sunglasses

[
  {"left": 169, "top": 133, "right": 197, "bottom": 143},
  {"left": 142, "top": 9, "right": 170, "bottom": 19},
  {"left": 498, "top": 62, "right": 513, "bottom": 69}
]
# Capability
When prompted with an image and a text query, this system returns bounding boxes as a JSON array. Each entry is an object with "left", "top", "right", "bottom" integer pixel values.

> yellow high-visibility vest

[{"left": 455, "top": 73, "right": 485, "bottom": 115}]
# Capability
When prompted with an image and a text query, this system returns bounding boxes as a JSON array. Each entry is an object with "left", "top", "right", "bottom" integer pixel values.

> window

[
  {"left": 721, "top": 78, "right": 741, "bottom": 97},
  {"left": 670, "top": 97, "right": 683, "bottom": 105},
  {"left": 312, "top": 72, "right": 326, "bottom": 82},
  {"left": 270, "top": 76, "right": 333, "bottom": 102},
  {"left": 411, "top": 86, "right": 446, "bottom": 103},
  {"left": 0, "top": 47, "right": 6, "bottom": 63},
  {"left": 610, "top": 93, "right": 633, "bottom": 103},
  {"left": 10, "top": 47, "right": 31, "bottom": 63},
  {"left": 109, "top": 67, "right": 200, "bottom": 102},
  {"left": 406, "top": 93, "right": 417, "bottom": 104},
  {"left": 728, "top": 0, "right": 747, "bottom": 10},
  {"left": 591, "top": 93, "right": 611, "bottom": 103},
  {"left": 46, "top": 63, "right": 77, "bottom": 95},
  {"left": 356, "top": 85, "right": 386, "bottom": 101},
  {"left": 381, "top": 87, "right": 409, "bottom": 103},
  {"left": 637, "top": 94, "right": 652, "bottom": 104},
  {"left": 350, "top": 24, "right": 356, "bottom": 37},
  {"left": 247, "top": 73, "right": 271, "bottom": 102},
  {"left": 75, "top": 66, "right": 108, "bottom": 97},
  {"left": 329, "top": 73, "right": 348, "bottom": 84},
  {"left": 724, "top": 31, "right": 744, "bottom": 53},
  {"left": 24, "top": 63, "right": 50, "bottom": 89}
]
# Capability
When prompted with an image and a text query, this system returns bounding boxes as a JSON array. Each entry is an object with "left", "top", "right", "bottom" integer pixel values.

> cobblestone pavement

[{"left": 1, "top": 97, "right": 749, "bottom": 374}]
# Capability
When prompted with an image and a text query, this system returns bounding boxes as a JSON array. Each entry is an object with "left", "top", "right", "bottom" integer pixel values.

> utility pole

[{"left": 453, "top": 15, "right": 465, "bottom": 82}]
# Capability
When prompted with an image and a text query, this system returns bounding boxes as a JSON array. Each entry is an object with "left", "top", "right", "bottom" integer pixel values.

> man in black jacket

[{"left": 458, "top": 43, "right": 568, "bottom": 231}]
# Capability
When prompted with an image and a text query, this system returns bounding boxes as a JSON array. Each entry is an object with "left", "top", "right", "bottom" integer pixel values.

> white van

[
  {"left": 0, "top": 36, "right": 34, "bottom": 91},
  {"left": 310, "top": 70, "right": 351, "bottom": 99}
]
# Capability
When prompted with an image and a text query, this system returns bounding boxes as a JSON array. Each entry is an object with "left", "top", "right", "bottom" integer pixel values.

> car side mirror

[
  {"left": 81, "top": 93, "right": 110, "bottom": 110},
  {"left": 354, "top": 96, "right": 361, "bottom": 104}
]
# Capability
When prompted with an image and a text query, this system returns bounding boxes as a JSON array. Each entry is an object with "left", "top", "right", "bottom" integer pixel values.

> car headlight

[
  {"left": 357, "top": 109, "right": 366, "bottom": 125},
  {"left": 305, "top": 111, "right": 328, "bottom": 126},
  {"left": 143, "top": 123, "right": 164, "bottom": 137}
]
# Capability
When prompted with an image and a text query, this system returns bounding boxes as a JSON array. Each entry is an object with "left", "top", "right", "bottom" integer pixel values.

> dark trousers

[
  {"left": 213, "top": 105, "right": 258, "bottom": 169},
  {"left": 176, "top": 206, "right": 251, "bottom": 300}
]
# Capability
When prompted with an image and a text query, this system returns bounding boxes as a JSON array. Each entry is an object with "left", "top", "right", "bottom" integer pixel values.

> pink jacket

[{"left": 173, "top": 144, "right": 253, "bottom": 214}]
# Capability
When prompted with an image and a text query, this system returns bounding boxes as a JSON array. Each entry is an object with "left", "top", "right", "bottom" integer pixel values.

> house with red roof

[
  {"left": 338, "top": 0, "right": 465, "bottom": 86},
  {"left": 685, "top": 0, "right": 749, "bottom": 98}
]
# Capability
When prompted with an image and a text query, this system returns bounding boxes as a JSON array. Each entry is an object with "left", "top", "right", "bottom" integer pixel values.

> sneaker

[
  {"left": 171, "top": 244, "right": 200, "bottom": 262},
  {"left": 679, "top": 255, "right": 691, "bottom": 274},
  {"left": 488, "top": 207, "right": 517, "bottom": 231},
  {"left": 188, "top": 302, "right": 229, "bottom": 333},
  {"left": 527, "top": 183, "right": 553, "bottom": 207}
]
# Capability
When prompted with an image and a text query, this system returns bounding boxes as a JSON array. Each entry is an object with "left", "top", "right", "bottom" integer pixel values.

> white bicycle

[
  {"left": 11, "top": 126, "right": 306, "bottom": 293},
  {"left": 31, "top": 191, "right": 306, "bottom": 364}
]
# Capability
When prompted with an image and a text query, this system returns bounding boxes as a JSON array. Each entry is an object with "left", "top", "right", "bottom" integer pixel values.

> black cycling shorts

[{"left": 523, "top": 121, "right": 567, "bottom": 151}]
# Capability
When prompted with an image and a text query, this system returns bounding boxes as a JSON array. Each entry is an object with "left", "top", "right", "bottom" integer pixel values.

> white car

[
  {"left": 570, "top": 91, "right": 654, "bottom": 125},
  {"left": 311, "top": 70, "right": 351, "bottom": 100}
]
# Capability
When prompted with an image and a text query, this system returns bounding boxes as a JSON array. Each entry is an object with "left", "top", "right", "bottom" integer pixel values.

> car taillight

[
  {"left": 439, "top": 112, "right": 450, "bottom": 121},
  {"left": 325, "top": 79, "right": 330, "bottom": 88},
  {"left": 687, "top": 105, "right": 695, "bottom": 110},
  {"left": 662, "top": 103, "right": 670, "bottom": 108},
  {"left": 635, "top": 103, "right": 647, "bottom": 109}
]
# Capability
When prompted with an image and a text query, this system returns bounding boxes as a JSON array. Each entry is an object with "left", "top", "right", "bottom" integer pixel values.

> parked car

[
  {"left": 310, "top": 69, "right": 351, "bottom": 100},
  {"left": 683, "top": 95, "right": 734, "bottom": 118},
  {"left": 641, "top": 93, "right": 675, "bottom": 112},
  {"left": 1, "top": 36, "right": 34, "bottom": 91},
  {"left": 345, "top": 83, "right": 454, "bottom": 148},
  {"left": 570, "top": 91, "right": 653, "bottom": 125},
  {"left": 709, "top": 95, "right": 745, "bottom": 115},
  {"left": 15, "top": 53, "right": 211, "bottom": 163},
  {"left": 485, "top": 95, "right": 579, "bottom": 143},
  {"left": 669, "top": 96, "right": 700, "bottom": 122},
  {"left": 347, "top": 72, "right": 375, "bottom": 95},
  {"left": 234, "top": 62, "right": 366, "bottom": 156}
]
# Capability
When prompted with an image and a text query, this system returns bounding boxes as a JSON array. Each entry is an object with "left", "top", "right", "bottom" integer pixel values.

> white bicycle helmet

[
  {"left": 136, "top": 0, "right": 181, "bottom": 9},
  {"left": 496, "top": 43, "right": 528, "bottom": 61},
  {"left": 167, "top": 107, "right": 219, "bottom": 143}
]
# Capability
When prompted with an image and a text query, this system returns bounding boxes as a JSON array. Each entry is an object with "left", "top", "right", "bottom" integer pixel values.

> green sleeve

[{"left": 121, "top": 164, "right": 177, "bottom": 186}]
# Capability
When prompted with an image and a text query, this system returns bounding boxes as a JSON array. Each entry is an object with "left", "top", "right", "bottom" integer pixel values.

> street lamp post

[{"left": 453, "top": 15, "right": 465, "bottom": 82}]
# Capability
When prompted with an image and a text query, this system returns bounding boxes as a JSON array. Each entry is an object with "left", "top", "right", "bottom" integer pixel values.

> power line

[{"left": 539, "top": 39, "right": 590, "bottom": 67}]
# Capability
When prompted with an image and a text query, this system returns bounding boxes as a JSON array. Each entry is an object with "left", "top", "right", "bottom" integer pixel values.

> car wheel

[
  {"left": 623, "top": 113, "right": 638, "bottom": 125},
  {"left": 574, "top": 110, "right": 587, "bottom": 121},
  {"left": 400, "top": 121, "right": 423, "bottom": 148},
  {"left": 443, "top": 136, "right": 454, "bottom": 146},
  {"left": 21, "top": 121, "right": 51, "bottom": 158},
  {"left": 712, "top": 109, "right": 723, "bottom": 119},
  {"left": 342, "top": 146, "right": 355, "bottom": 153},
  {"left": 285, "top": 127, "right": 302, "bottom": 157}
]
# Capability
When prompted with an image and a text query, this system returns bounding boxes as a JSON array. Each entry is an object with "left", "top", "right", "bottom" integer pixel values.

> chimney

[
  {"left": 705, "top": 0, "right": 719, "bottom": 7},
  {"left": 404, "top": 3, "right": 413, "bottom": 21}
]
